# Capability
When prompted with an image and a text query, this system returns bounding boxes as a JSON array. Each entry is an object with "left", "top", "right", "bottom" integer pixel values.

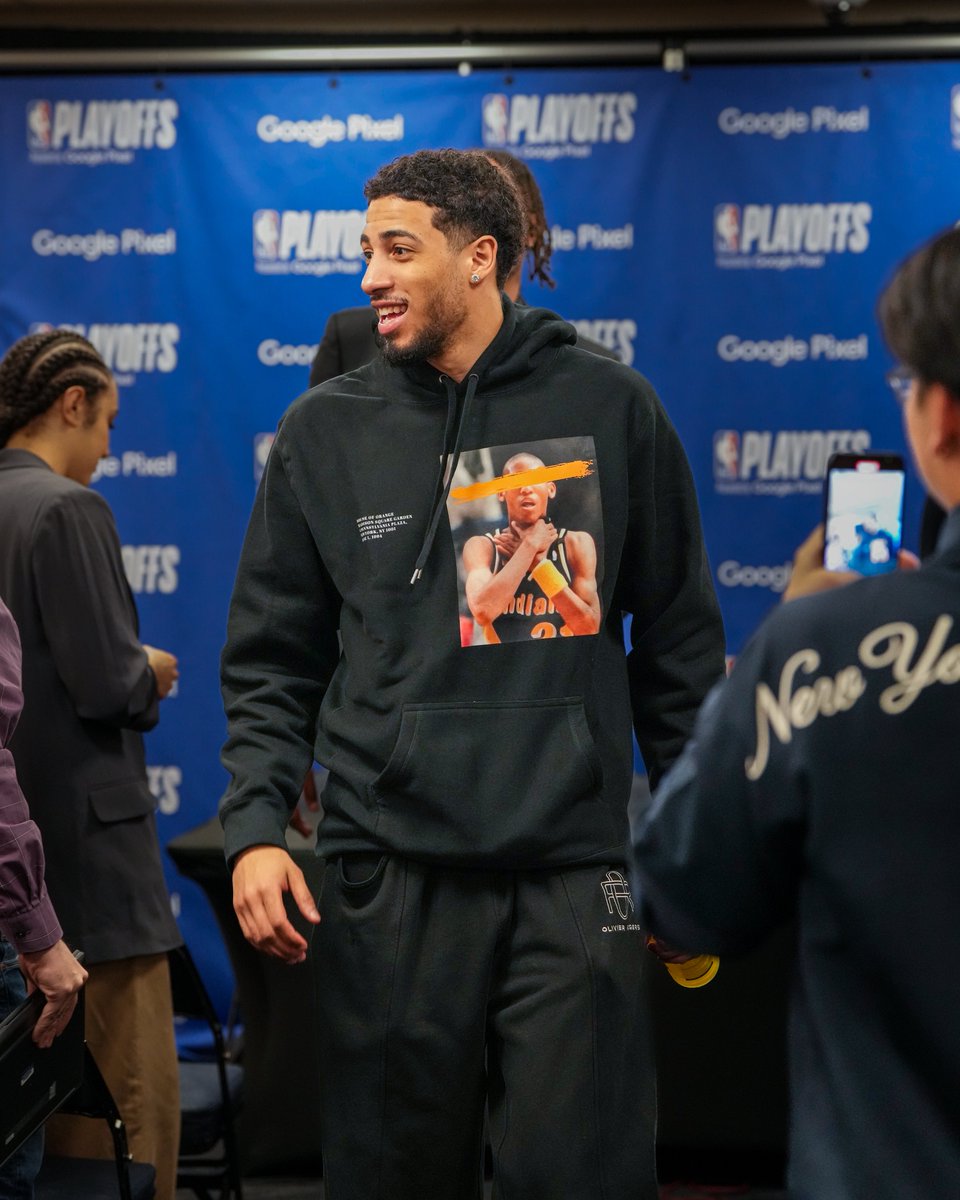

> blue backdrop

[{"left": 3, "top": 60, "right": 958, "bottom": 1010}]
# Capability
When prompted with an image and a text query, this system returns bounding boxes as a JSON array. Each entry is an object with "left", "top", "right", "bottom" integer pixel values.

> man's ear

[
  {"left": 929, "top": 382, "right": 960, "bottom": 458},
  {"left": 58, "top": 385, "right": 88, "bottom": 429},
  {"left": 468, "top": 235, "right": 498, "bottom": 285}
]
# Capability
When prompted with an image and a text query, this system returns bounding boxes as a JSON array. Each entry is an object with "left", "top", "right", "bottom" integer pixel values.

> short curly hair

[
  {"left": 364, "top": 149, "right": 525, "bottom": 291},
  {"left": 0, "top": 329, "right": 112, "bottom": 446},
  {"left": 878, "top": 225, "right": 960, "bottom": 400}
]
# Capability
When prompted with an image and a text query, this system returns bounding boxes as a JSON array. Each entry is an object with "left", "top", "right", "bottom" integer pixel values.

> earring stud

[{"left": 470, "top": 273, "right": 480, "bottom": 284}]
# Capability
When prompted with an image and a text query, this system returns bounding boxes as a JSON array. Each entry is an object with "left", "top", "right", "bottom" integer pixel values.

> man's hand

[
  {"left": 783, "top": 525, "right": 919, "bottom": 603},
  {"left": 232, "top": 845, "right": 320, "bottom": 964},
  {"left": 288, "top": 768, "right": 320, "bottom": 839},
  {"left": 19, "top": 940, "right": 88, "bottom": 1049},
  {"left": 490, "top": 525, "right": 521, "bottom": 563},
  {"left": 143, "top": 645, "right": 179, "bottom": 698},
  {"left": 645, "top": 934, "right": 694, "bottom": 965},
  {"left": 518, "top": 518, "right": 558, "bottom": 564}
]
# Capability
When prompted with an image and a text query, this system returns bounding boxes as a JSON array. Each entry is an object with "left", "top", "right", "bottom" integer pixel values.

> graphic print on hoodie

[{"left": 452, "top": 435, "right": 604, "bottom": 646}]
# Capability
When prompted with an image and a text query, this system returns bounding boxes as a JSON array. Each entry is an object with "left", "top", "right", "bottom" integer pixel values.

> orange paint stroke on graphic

[{"left": 450, "top": 459, "right": 594, "bottom": 503}]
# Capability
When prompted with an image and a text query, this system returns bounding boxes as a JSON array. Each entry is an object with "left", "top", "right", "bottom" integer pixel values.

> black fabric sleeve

[
  {"left": 629, "top": 625, "right": 806, "bottom": 956},
  {"left": 308, "top": 312, "right": 346, "bottom": 389},
  {"left": 219, "top": 433, "right": 342, "bottom": 864},
  {"left": 617, "top": 382, "right": 727, "bottom": 789},
  {"left": 32, "top": 489, "right": 158, "bottom": 730}
]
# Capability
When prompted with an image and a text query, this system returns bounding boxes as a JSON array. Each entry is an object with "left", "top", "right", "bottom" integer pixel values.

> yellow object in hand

[
  {"left": 646, "top": 935, "right": 720, "bottom": 988},
  {"left": 665, "top": 956, "right": 720, "bottom": 988}
]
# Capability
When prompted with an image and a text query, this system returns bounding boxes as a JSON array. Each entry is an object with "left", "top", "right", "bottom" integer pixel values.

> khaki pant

[{"left": 46, "top": 953, "right": 180, "bottom": 1200}]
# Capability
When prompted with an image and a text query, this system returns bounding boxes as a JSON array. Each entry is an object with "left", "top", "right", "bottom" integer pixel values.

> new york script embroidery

[{"left": 745, "top": 615, "right": 960, "bottom": 780}]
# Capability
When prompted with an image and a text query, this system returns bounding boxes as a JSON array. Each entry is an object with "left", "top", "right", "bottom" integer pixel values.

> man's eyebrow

[{"left": 360, "top": 227, "right": 424, "bottom": 246}]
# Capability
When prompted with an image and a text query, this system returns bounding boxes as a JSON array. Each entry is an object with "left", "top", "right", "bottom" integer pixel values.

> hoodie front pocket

[{"left": 370, "top": 697, "right": 608, "bottom": 862}]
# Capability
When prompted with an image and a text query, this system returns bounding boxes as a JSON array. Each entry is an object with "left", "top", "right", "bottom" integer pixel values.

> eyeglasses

[{"left": 885, "top": 366, "right": 915, "bottom": 404}]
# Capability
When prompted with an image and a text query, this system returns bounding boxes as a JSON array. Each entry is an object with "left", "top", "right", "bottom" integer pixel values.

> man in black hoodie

[{"left": 221, "top": 149, "right": 725, "bottom": 1200}]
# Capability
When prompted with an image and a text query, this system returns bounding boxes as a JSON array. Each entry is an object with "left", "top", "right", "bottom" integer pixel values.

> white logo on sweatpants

[{"left": 601, "top": 870, "right": 634, "bottom": 922}]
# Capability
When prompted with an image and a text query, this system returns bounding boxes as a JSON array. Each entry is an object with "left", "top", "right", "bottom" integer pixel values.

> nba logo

[
  {"left": 26, "top": 100, "right": 52, "bottom": 149},
  {"left": 28, "top": 322, "right": 55, "bottom": 335},
  {"left": 252, "top": 210, "right": 280, "bottom": 260},
  {"left": 253, "top": 432, "right": 275, "bottom": 485},
  {"left": 714, "top": 204, "right": 740, "bottom": 254},
  {"left": 951, "top": 85, "right": 960, "bottom": 147},
  {"left": 713, "top": 430, "right": 740, "bottom": 480},
  {"left": 481, "top": 94, "right": 510, "bottom": 146}
]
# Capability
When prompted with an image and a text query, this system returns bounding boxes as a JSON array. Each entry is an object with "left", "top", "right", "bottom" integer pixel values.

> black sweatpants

[{"left": 314, "top": 855, "right": 657, "bottom": 1200}]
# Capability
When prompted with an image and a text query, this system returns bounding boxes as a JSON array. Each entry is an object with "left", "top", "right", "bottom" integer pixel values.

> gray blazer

[{"left": 0, "top": 449, "right": 180, "bottom": 963}]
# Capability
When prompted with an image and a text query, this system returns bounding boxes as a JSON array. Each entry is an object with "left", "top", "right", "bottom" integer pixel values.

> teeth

[{"left": 378, "top": 305, "right": 406, "bottom": 321}]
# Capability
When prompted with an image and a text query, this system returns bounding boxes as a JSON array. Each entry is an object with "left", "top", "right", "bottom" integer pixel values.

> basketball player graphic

[{"left": 461, "top": 451, "right": 601, "bottom": 644}]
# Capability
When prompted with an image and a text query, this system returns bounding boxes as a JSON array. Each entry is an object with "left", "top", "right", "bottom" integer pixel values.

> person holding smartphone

[{"left": 630, "top": 225, "right": 960, "bottom": 1198}]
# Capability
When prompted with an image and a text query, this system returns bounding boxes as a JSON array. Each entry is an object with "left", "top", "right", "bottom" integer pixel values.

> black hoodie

[{"left": 220, "top": 300, "right": 725, "bottom": 868}]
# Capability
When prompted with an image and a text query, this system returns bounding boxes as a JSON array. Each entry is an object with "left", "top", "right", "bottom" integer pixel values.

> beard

[{"left": 376, "top": 278, "right": 469, "bottom": 367}]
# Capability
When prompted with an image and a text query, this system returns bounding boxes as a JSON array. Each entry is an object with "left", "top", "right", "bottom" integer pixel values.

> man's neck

[{"left": 428, "top": 292, "right": 505, "bottom": 383}]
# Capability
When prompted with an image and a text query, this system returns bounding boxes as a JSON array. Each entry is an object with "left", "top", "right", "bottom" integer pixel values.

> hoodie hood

[{"left": 374, "top": 297, "right": 579, "bottom": 404}]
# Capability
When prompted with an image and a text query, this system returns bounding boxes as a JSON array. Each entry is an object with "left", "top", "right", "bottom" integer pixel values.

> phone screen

[{"left": 823, "top": 453, "right": 905, "bottom": 576}]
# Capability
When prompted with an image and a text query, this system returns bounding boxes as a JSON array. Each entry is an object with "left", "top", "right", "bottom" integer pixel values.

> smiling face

[
  {"left": 360, "top": 196, "right": 471, "bottom": 368},
  {"left": 499, "top": 452, "right": 556, "bottom": 527}
]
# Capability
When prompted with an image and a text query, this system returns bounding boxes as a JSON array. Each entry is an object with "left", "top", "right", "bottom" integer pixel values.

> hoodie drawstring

[{"left": 410, "top": 372, "right": 479, "bottom": 585}]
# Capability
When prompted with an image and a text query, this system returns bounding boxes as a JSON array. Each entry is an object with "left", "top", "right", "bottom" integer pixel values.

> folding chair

[
  {"left": 170, "top": 943, "right": 244, "bottom": 1200},
  {"left": 35, "top": 1041, "right": 157, "bottom": 1200}
]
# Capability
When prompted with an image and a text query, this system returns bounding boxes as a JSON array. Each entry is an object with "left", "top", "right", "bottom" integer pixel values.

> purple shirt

[{"left": 0, "top": 595, "right": 61, "bottom": 953}]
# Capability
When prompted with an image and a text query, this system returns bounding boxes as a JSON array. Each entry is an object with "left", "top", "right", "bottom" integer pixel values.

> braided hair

[
  {"left": 0, "top": 330, "right": 112, "bottom": 446},
  {"left": 483, "top": 149, "right": 555, "bottom": 290}
]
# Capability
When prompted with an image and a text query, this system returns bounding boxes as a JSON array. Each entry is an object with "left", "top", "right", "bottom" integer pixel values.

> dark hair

[
  {"left": 364, "top": 149, "right": 525, "bottom": 291},
  {"left": 878, "top": 226, "right": 960, "bottom": 399},
  {"left": 0, "top": 330, "right": 111, "bottom": 446},
  {"left": 484, "top": 148, "right": 554, "bottom": 289}
]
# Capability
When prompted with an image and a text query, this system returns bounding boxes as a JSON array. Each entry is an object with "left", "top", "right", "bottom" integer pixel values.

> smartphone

[{"left": 822, "top": 452, "right": 905, "bottom": 576}]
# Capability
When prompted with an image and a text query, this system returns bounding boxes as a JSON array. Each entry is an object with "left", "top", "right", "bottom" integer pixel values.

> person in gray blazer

[{"left": 0, "top": 330, "right": 182, "bottom": 1200}]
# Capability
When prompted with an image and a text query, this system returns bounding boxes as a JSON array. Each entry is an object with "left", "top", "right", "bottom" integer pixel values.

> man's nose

[{"left": 361, "top": 255, "right": 391, "bottom": 295}]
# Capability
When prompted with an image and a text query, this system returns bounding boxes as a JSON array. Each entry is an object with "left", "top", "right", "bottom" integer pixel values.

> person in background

[
  {"left": 0, "top": 331, "right": 182, "bottom": 1200},
  {"left": 307, "top": 147, "right": 616, "bottom": 388},
  {"left": 221, "top": 149, "right": 724, "bottom": 1199},
  {"left": 630, "top": 225, "right": 960, "bottom": 1197},
  {"left": 0, "top": 594, "right": 87, "bottom": 1200}
]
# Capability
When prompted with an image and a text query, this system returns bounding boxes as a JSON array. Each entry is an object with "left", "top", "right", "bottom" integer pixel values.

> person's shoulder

[
  {"left": 564, "top": 528, "right": 596, "bottom": 551},
  {"left": 574, "top": 332, "right": 620, "bottom": 362},
  {"left": 282, "top": 361, "right": 383, "bottom": 429},
  {"left": 761, "top": 567, "right": 929, "bottom": 650},
  {"left": 19, "top": 466, "right": 97, "bottom": 510},
  {"left": 43, "top": 480, "right": 112, "bottom": 526},
  {"left": 557, "top": 341, "right": 654, "bottom": 389}
]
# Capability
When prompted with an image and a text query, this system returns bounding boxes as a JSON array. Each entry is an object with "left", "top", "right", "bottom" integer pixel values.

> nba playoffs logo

[
  {"left": 714, "top": 204, "right": 740, "bottom": 253},
  {"left": 601, "top": 871, "right": 634, "bottom": 922},
  {"left": 951, "top": 85, "right": 960, "bottom": 149},
  {"left": 253, "top": 210, "right": 280, "bottom": 260},
  {"left": 714, "top": 430, "right": 740, "bottom": 480},
  {"left": 27, "top": 101, "right": 52, "bottom": 149},
  {"left": 482, "top": 94, "right": 509, "bottom": 145}
]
